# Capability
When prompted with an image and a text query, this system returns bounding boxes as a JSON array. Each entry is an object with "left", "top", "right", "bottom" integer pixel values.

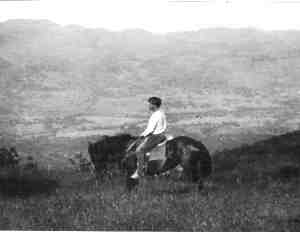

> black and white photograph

[{"left": 0, "top": 0, "right": 299, "bottom": 231}]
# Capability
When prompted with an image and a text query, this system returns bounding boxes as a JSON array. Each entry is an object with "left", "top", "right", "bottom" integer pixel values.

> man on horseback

[
  {"left": 129, "top": 96, "right": 167, "bottom": 179},
  {"left": 88, "top": 97, "right": 212, "bottom": 191}
]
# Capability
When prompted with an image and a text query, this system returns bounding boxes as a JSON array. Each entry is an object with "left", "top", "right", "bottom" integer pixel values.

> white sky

[{"left": 1, "top": 0, "right": 300, "bottom": 33}]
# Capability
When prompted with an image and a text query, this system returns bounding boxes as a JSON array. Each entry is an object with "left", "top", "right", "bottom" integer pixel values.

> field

[
  {"left": 0, "top": 131, "right": 299, "bottom": 231},
  {"left": 1, "top": 20, "right": 300, "bottom": 230}
]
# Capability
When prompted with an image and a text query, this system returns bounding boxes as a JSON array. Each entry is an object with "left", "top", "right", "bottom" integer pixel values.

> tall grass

[
  {"left": 1, "top": 131, "right": 299, "bottom": 231},
  {"left": 0, "top": 168, "right": 299, "bottom": 231}
]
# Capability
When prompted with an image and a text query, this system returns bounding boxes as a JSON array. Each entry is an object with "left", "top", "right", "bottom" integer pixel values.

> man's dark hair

[{"left": 148, "top": 97, "right": 162, "bottom": 107}]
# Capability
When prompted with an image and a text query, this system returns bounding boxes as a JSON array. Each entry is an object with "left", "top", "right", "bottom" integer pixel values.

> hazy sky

[{"left": 1, "top": 0, "right": 300, "bottom": 33}]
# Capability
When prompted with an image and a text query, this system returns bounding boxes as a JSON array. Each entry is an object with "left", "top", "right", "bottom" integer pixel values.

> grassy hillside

[
  {"left": 1, "top": 20, "right": 299, "bottom": 230},
  {"left": 0, "top": 20, "right": 300, "bottom": 151},
  {"left": 213, "top": 130, "right": 300, "bottom": 184},
  {"left": 1, "top": 129, "right": 299, "bottom": 231}
]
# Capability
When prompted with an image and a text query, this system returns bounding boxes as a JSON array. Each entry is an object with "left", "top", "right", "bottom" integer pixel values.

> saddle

[
  {"left": 145, "top": 134, "right": 174, "bottom": 161},
  {"left": 140, "top": 134, "right": 174, "bottom": 175}
]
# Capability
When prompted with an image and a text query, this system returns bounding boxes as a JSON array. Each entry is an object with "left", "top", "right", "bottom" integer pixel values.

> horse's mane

[
  {"left": 99, "top": 133, "right": 136, "bottom": 144},
  {"left": 109, "top": 133, "right": 136, "bottom": 140}
]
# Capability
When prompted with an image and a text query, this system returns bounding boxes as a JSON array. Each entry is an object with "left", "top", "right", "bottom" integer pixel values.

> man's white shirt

[{"left": 141, "top": 110, "right": 167, "bottom": 137}]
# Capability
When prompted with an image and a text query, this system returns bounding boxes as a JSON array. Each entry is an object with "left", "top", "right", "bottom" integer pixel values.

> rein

[{"left": 126, "top": 137, "right": 142, "bottom": 153}]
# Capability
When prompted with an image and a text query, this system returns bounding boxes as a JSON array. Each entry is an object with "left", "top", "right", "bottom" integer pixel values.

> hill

[
  {"left": 1, "top": 129, "right": 300, "bottom": 231},
  {"left": 213, "top": 130, "right": 300, "bottom": 184},
  {"left": 0, "top": 20, "right": 300, "bottom": 151}
]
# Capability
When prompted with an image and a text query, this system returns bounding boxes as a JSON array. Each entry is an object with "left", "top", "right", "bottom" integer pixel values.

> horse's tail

[
  {"left": 197, "top": 150, "right": 212, "bottom": 179},
  {"left": 189, "top": 150, "right": 212, "bottom": 191},
  {"left": 190, "top": 150, "right": 212, "bottom": 183}
]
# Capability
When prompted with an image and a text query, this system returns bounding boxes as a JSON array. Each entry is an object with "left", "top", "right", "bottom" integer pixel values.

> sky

[{"left": 1, "top": 0, "right": 300, "bottom": 33}]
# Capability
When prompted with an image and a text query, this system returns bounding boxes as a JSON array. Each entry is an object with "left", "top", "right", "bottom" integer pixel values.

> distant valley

[{"left": 0, "top": 20, "right": 299, "bottom": 152}]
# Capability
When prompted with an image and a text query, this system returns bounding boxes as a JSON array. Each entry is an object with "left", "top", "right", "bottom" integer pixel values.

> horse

[{"left": 88, "top": 133, "right": 212, "bottom": 191}]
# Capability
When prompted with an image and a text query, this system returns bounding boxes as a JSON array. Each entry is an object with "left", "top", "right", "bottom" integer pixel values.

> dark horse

[{"left": 88, "top": 133, "right": 212, "bottom": 190}]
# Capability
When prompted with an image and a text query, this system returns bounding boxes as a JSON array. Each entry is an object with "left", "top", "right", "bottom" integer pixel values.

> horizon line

[{"left": 2, "top": 18, "right": 300, "bottom": 34}]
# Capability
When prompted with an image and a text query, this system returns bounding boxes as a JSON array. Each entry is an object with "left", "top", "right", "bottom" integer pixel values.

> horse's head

[
  {"left": 88, "top": 138, "right": 108, "bottom": 172},
  {"left": 88, "top": 133, "right": 137, "bottom": 172}
]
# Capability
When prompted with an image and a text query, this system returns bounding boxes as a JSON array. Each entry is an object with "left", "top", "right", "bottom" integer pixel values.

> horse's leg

[
  {"left": 117, "top": 159, "right": 123, "bottom": 172},
  {"left": 157, "top": 158, "right": 180, "bottom": 175},
  {"left": 92, "top": 162, "right": 108, "bottom": 185},
  {"left": 125, "top": 155, "right": 139, "bottom": 191},
  {"left": 193, "top": 151, "right": 212, "bottom": 191},
  {"left": 192, "top": 161, "right": 204, "bottom": 191},
  {"left": 188, "top": 159, "right": 207, "bottom": 191},
  {"left": 178, "top": 156, "right": 204, "bottom": 191}
]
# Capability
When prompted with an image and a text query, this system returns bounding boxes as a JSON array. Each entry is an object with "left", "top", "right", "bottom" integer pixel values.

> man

[{"left": 130, "top": 96, "right": 167, "bottom": 178}]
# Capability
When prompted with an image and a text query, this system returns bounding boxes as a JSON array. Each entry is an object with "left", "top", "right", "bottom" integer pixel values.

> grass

[
  {"left": 0, "top": 170, "right": 299, "bottom": 231},
  {"left": 0, "top": 131, "right": 299, "bottom": 231}
]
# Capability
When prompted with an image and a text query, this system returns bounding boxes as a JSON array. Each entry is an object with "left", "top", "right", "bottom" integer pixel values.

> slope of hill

[
  {"left": 2, "top": 128, "right": 300, "bottom": 231},
  {"left": 0, "top": 20, "right": 300, "bottom": 150},
  {"left": 213, "top": 130, "right": 300, "bottom": 184}
]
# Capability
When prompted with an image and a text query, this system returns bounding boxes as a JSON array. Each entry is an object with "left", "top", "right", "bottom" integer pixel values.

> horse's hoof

[
  {"left": 126, "top": 178, "right": 139, "bottom": 191},
  {"left": 198, "top": 181, "right": 204, "bottom": 192},
  {"left": 198, "top": 185, "right": 203, "bottom": 192}
]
